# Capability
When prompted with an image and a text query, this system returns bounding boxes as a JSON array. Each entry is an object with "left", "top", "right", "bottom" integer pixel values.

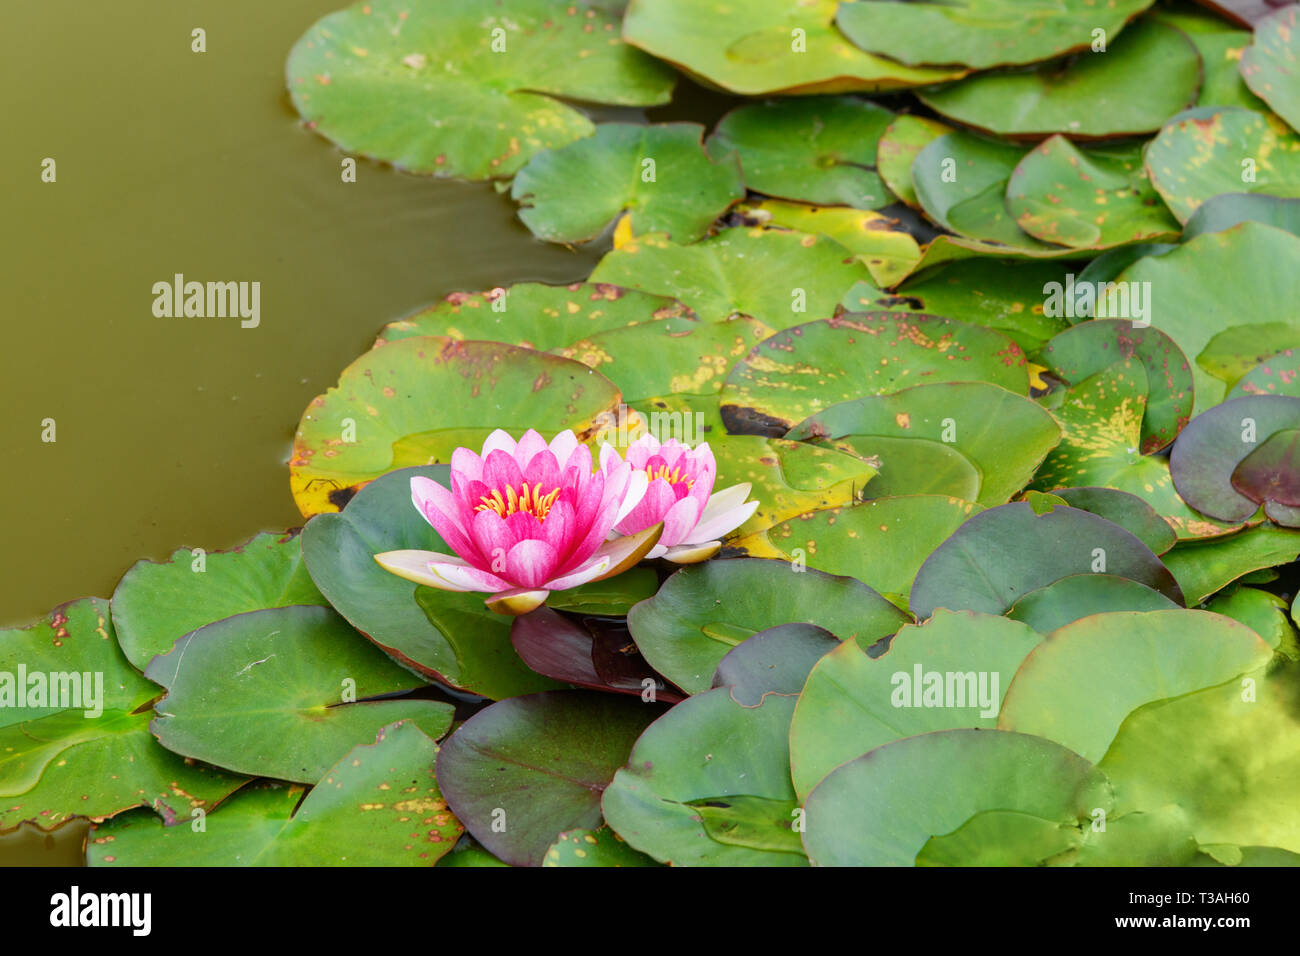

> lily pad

[
  {"left": 1005, "top": 573, "right": 1180, "bottom": 633},
  {"left": 788, "top": 381, "right": 1062, "bottom": 505},
  {"left": 1206, "top": 585, "right": 1300, "bottom": 655},
  {"left": 919, "top": 21, "right": 1202, "bottom": 139},
  {"left": 543, "top": 826, "right": 659, "bottom": 867},
  {"left": 1162, "top": 523, "right": 1300, "bottom": 604},
  {"left": 589, "top": 226, "right": 874, "bottom": 328},
  {"left": 720, "top": 313, "right": 1029, "bottom": 437},
  {"left": 1050, "top": 487, "right": 1178, "bottom": 555},
  {"left": 147, "top": 605, "right": 452, "bottom": 783},
  {"left": 1241, "top": 5, "right": 1300, "bottom": 132},
  {"left": 621, "top": 0, "right": 960, "bottom": 96},
  {"left": 602, "top": 687, "right": 806, "bottom": 866},
  {"left": 877, "top": 114, "right": 953, "bottom": 209},
  {"left": 626, "top": 558, "right": 909, "bottom": 695},
  {"left": 802, "top": 728, "right": 1111, "bottom": 866},
  {"left": 87, "top": 722, "right": 462, "bottom": 866},
  {"left": 0, "top": 598, "right": 248, "bottom": 831},
  {"left": 301, "top": 465, "right": 561, "bottom": 699},
  {"left": 434, "top": 691, "right": 660, "bottom": 867},
  {"left": 1196, "top": 321, "right": 1300, "bottom": 388},
  {"left": 376, "top": 282, "right": 696, "bottom": 350},
  {"left": 1231, "top": 348, "right": 1300, "bottom": 398},
  {"left": 835, "top": 0, "right": 1155, "bottom": 69},
  {"left": 789, "top": 610, "right": 1043, "bottom": 799},
  {"left": 287, "top": 0, "right": 675, "bottom": 180},
  {"left": 289, "top": 337, "right": 622, "bottom": 516},
  {"left": 511, "top": 123, "right": 744, "bottom": 244},
  {"left": 998, "top": 610, "right": 1272, "bottom": 761},
  {"left": 1184, "top": 193, "right": 1300, "bottom": 240},
  {"left": 1146, "top": 107, "right": 1300, "bottom": 224},
  {"left": 732, "top": 496, "right": 982, "bottom": 610},
  {"left": 909, "top": 500, "right": 1184, "bottom": 619},
  {"left": 711, "top": 623, "right": 840, "bottom": 706},
  {"left": 846, "top": 437, "right": 982, "bottom": 501},
  {"left": 708, "top": 96, "right": 894, "bottom": 209},
  {"left": 110, "top": 531, "right": 326, "bottom": 673},
  {"left": 1006, "top": 137, "right": 1181, "bottom": 250}
]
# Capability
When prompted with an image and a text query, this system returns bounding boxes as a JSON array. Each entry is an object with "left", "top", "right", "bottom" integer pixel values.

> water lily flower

[
  {"left": 375, "top": 429, "right": 660, "bottom": 615},
  {"left": 605, "top": 434, "right": 758, "bottom": 563}
]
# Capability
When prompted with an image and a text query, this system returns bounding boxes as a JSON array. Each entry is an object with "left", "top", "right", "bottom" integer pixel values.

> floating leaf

[
  {"left": 1231, "top": 348, "right": 1300, "bottom": 398},
  {"left": 627, "top": 558, "right": 908, "bottom": 695},
  {"left": 511, "top": 123, "right": 744, "bottom": 244},
  {"left": 1240, "top": 5, "right": 1300, "bottom": 132},
  {"left": 289, "top": 338, "right": 622, "bottom": 516},
  {"left": 789, "top": 611, "right": 1042, "bottom": 799},
  {"left": 1182, "top": 193, "right": 1300, "bottom": 241},
  {"left": 1146, "top": 107, "right": 1300, "bottom": 224},
  {"left": 602, "top": 687, "right": 806, "bottom": 866},
  {"left": 301, "top": 466, "right": 560, "bottom": 699},
  {"left": 1196, "top": 321, "right": 1300, "bottom": 389},
  {"left": 711, "top": 623, "right": 840, "bottom": 706},
  {"left": 835, "top": 0, "right": 1155, "bottom": 69},
  {"left": 622, "top": 0, "right": 960, "bottom": 96},
  {"left": 88, "top": 722, "right": 462, "bottom": 866},
  {"left": 919, "top": 21, "right": 1202, "bottom": 138},
  {"left": 910, "top": 500, "right": 1184, "bottom": 619},
  {"left": 147, "top": 605, "right": 452, "bottom": 783},
  {"left": 1163, "top": 524, "right": 1300, "bottom": 604},
  {"left": 435, "top": 691, "right": 659, "bottom": 867},
  {"left": 0, "top": 599, "right": 246, "bottom": 830},
  {"left": 1150, "top": 11, "right": 1266, "bottom": 110},
  {"left": 543, "top": 826, "right": 660, "bottom": 867},
  {"left": 877, "top": 114, "right": 953, "bottom": 208},
  {"left": 287, "top": 0, "right": 674, "bottom": 180},
  {"left": 708, "top": 96, "right": 894, "bottom": 209},
  {"left": 720, "top": 313, "right": 1029, "bottom": 437},
  {"left": 1006, "top": 573, "right": 1179, "bottom": 633},
  {"left": 1206, "top": 585, "right": 1300, "bottom": 655},
  {"left": 1050, "top": 487, "right": 1177, "bottom": 555},
  {"left": 110, "top": 532, "right": 325, "bottom": 673}
]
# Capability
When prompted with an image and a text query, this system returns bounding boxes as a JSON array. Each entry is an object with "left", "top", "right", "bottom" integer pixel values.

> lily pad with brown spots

[
  {"left": 1197, "top": 323, "right": 1300, "bottom": 389},
  {"left": 719, "top": 312, "right": 1030, "bottom": 438},
  {"left": 287, "top": 0, "right": 675, "bottom": 180},
  {"left": 1240, "top": 5, "right": 1300, "bottom": 132},
  {"left": 1230, "top": 348, "right": 1300, "bottom": 399}
]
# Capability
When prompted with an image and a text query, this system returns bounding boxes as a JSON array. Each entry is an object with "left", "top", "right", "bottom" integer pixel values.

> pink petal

[
  {"left": 374, "top": 550, "right": 508, "bottom": 593},
  {"left": 450, "top": 447, "right": 484, "bottom": 487},
  {"left": 480, "top": 429, "right": 517, "bottom": 458},
  {"left": 548, "top": 430, "right": 579, "bottom": 467},
  {"left": 410, "top": 477, "right": 479, "bottom": 560},
  {"left": 506, "top": 538, "right": 560, "bottom": 589},
  {"left": 659, "top": 495, "right": 704, "bottom": 548},
  {"left": 523, "top": 449, "right": 561, "bottom": 490},
  {"left": 483, "top": 448, "right": 524, "bottom": 492},
  {"left": 615, "top": 477, "right": 677, "bottom": 535},
  {"left": 513, "top": 429, "right": 548, "bottom": 470},
  {"left": 470, "top": 508, "right": 519, "bottom": 572},
  {"left": 687, "top": 498, "right": 759, "bottom": 543}
]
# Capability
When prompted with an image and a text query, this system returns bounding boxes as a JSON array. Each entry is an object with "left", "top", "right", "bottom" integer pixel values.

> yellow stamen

[
  {"left": 646, "top": 464, "right": 693, "bottom": 488},
  {"left": 475, "top": 482, "right": 561, "bottom": 521}
]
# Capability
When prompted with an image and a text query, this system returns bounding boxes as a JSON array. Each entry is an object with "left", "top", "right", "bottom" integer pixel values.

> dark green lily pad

[
  {"left": 919, "top": 21, "right": 1202, "bottom": 139},
  {"left": 512, "top": 123, "right": 743, "bottom": 244},
  {"left": 1183, "top": 193, "right": 1300, "bottom": 241},
  {"left": 147, "top": 605, "right": 452, "bottom": 783},
  {"left": 287, "top": 0, "right": 675, "bottom": 180},
  {"left": 1163, "top": 523, "right": 1300, "bottom": 604},
  {"left": 1241, "top": 5, "right": 1300, "bottom": 132},
  {"left": 708, "top": 96, "right": 894, "bottom": 209},
  {"left": 1051, "top": 487, "right": 1178, "bottom": 555},
  {"left": 435, "top": 691, "right": 660, "bottom": 867},
  {"left": 626, "top": 558, "right": 909, "bottom": 695},
  {"left": 711, "top": 623, "right": 840, "bottom": 706},
  {"left": 910, "top": 500, "right": 1185, "bottom": 619},
  {"left": 87, "top": 722, "right": 462, "bottom": 866},
  {"left": 1006, "top": 574, "right": 1180, "bottom": 633},
  {"left": 0, "top": 598, "right": 247, "bottom": 831}
]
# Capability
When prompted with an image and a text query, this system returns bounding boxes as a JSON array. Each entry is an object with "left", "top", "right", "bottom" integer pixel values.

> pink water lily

[
  {"left": 604, "top": 434, "right": 758, "bottom": 563},
  {"left": 375, "top": 429, "right": 660, "bottom": 615}
]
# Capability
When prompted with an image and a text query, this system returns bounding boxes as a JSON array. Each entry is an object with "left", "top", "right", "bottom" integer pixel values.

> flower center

[
  {"left": 475, "top": 482, "right": 561, "bottom": 521},
  {"left": 646, "top": 464, "right": 693, "bottom": 488}
]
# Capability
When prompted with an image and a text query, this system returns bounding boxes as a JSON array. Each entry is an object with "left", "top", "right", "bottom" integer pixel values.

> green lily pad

[
  {"left": 788, "top": 381, "right": 1062, "bottom": 505},
  {"left": 1, "top": 599, "right": 248, "bottom": 831},
  {"left": 843, "top": 261, "right": 1072, "bottom": 352},
  {"left": 711, "top": 623, "right": 840, "bottom": 706},
  {"left": 910, "top": 500, "right": 1185, "bottom": 619},
  {"left": 739, "top": 202, "right": 922, "bottom": 287},
  {"left": 733, "top": 496, "right": 982, "bottom": 610},
  {"left": 1051, "top": 487, "right": 1178, "bottom": 555},
  {"left": 998, "top": 610, "right": 1272, "bottom": 762},
  {"left": 511, "top": 123, "right": 744, "bottom": 244},
  {"left": 1037, "top": 319, "right": 1194, "bottom": 453},
  {"left": 376, "top": 282, "right": 696, "bottom": 350},
  {"left": 1197, "top": 322, "right": 1300, "bottom": 388},
  {"left": 802, "top": 728, "right": 1112, "bottom": 866},
  {"left": 543, "top": 826, "right": 660, "bottom": 867},
  {"left": 146, "top": 605, "right": 452, "bottom": 783},
  {"left": 916, "top": 807, "right": 1088, "bottom": 866},
  {"left": 1152, "top": 15, "right": 1267, "bottom": 111},
  {"left": 1162, "top": 523, "right": 1300, "bottom": 604},
  {"left": 852, "top": 437, "right": 983, "bottom": 501},
  {"left": 1241, "top": 5, "right": 1300, "bottom": 132},
  {"left": 621, "top": 0, "right": 960, "bottom": 96},
  {"left": 720, "top": 313, "right": 1029, "bottom": 437},
  {"left": 919, "top": 21, "right": 1202, "bottom": 139},
  {"left": 1006, "top": 137, "right": 1181, "bottom": 250},
  {"left": 626, "top": 558, "right": 909, "bottom": 695},
  {"left": 1206, "top": 585, "right": 1300, "bottom": 655},
  {"left": 789, "top": 610, "right": 1042, "bottom": 799},
  {"left": 835, "top": 0, "right": 1155, "bottom": 69},
  {"left": 1006, "top": 573, "right": 1180, "bottom": 633},
  {"left": 1146, "top": 107, "right": 1300, "bottom": 224},
  {"left": 589, "top": 226, "right": 874, "bottom": 327},
  {"left": 602, "top": 687, "right": 806, "bottom": 866},
  {"left": 434, "top": 835, "right": 509, "bottom": 867},
  {"left": 708, "top": 96, "right": 894, "bottom": 209},
  {"left": 289, "top": 337, "right": 622, "bottom": 516},
  {"left": 287, "top": 0, "right": 674, "bottom": 180},
  {"left": 434, "top": 691, "right": 660, "bottom": 867},
  {"left": 877, "top": 114, "right": 953, "bottom": 209},
  {"left": 1169, "top": 394, "right": 1300, "bottom": 522},
  {"left": 1098, "top": 662, "right": 1300, "bottom": 853},
  {"left": 1183, "top": 193, "right": 1300, "bottom": 241},
  {"left": 110, "top": 531, "right": 326, "bottom": 673},
  {"left": 1231, "top": 348, "right": 1300, "bottom": 398},
  {"left": 88, "top": 721, "right": 462, "bottom": 865},
  {"left": 300, "top": 465, "right": 561, "bottom": 699}
]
